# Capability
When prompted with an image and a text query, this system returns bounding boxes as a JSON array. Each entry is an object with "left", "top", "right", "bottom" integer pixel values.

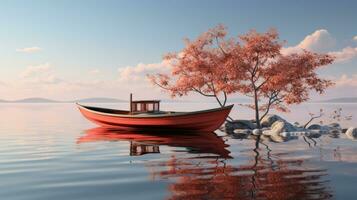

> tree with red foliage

[
  {"left": 228, "top": 29, "right": 334, "bottom": 127},
  {"left": 149, "top": 25, "right": 334, "bottom": 127}
]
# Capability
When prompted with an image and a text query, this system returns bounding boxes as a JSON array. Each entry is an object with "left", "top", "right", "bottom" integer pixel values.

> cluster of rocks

[{"left": 225, "top": 114, "right": 357, "bottom": 142}]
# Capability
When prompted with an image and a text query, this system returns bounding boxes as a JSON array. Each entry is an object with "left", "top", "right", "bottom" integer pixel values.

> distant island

[
  {"left": 320, "top": 97, "right": 357, "bottom": 103},
  {"left": 0, "top": 97, "right": 192, "bottom": 103},
  {"left": 0, "top": 97, "right": 126, "bottom": 103}
]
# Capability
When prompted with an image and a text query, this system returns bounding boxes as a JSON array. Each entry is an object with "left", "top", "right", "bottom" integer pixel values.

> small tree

[{"left": 228, "top": 30, "right": 334, "bottom": 128}]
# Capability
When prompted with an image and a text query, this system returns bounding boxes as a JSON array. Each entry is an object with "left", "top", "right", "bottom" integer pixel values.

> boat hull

[{"left": 77, "top": 104, "right": 233, "bottom": 132}]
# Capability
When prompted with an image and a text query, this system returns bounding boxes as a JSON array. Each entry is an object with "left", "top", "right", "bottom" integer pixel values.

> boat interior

[{"left": 81, "top": 104, "right": 177, "bottom": 116}]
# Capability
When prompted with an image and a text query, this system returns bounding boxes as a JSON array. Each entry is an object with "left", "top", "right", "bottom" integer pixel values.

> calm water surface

[{"left": 0, "top": 103, "right": 356, "bottom": 200}]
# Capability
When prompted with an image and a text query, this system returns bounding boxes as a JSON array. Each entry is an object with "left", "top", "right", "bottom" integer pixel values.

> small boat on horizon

[{"left": 77, "top": 94, "right": 233, "bottom": 132}]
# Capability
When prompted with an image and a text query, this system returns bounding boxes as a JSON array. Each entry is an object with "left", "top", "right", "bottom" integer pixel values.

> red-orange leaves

[{"left": 149, "top": 25, "right": 334, "bottom": 125}]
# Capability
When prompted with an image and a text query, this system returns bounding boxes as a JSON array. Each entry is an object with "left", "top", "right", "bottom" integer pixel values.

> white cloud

[
  {"left": 20, "top": 63, "right": 61, "bottom": 84},
  {"left": 327, "top": 35, "right": 357, "bottom": 62},
  {"left": 282, "top": 29, "right": 336, "bottom": 54},
  {"left": 320, "top": 74, "right": 357, "bottom": 99},
  {"left": 16, "top": 46, "right": 42, "bottom": 53},
  {"left": 353, "top": 35, "right": 357, "bottom": 42},
  {"left": 117, "top": 60, "right": 171, "bottom": 82},
  {"left": 20, "top": 63, "right": 50, "bottom": 78},
  {"left": 334, "top": 74, "right": 357, "bottom": 87},
  {"left": 329, "top": 47, "right": 357, "bottom": 63},
  {"left": 282, "top": 29, "right": 357, "bottom": 63}
]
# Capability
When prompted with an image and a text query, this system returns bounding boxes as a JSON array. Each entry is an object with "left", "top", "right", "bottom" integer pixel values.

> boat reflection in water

[
  {"left": 78, "top": 128, "right": 333, "bottom": 200},
  {"left": 78, "top": 127, "right": 231, "bottom": 158}
]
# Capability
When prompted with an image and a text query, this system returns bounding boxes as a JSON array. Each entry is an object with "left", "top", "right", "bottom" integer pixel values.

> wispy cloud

[
  {"left": 16, "top": 46, "right": 42, "bottom": 53},
  {"left": 117, "top": 60, "right": 171, "bottom": 82},
  {"left": 20, "top": 63, "right": 61, "bottom": 84},
  {"left": 334, "top": 74, "right": 357, "bottom": 87},
  {"left": 0, "top": 61, "right": 169, "bottom": 100},
  {"left": 329, "top": 47, "right": 357, "bottom": 63}
]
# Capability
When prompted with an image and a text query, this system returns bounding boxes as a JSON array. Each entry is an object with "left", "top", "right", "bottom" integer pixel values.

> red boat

[{"left": 77, "top": 94, "right": 233, "bottom": 132}]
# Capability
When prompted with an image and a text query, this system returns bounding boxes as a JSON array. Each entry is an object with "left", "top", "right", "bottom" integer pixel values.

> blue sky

[{"left": 0, "top": 0, "right": 356, "bottom": 100}]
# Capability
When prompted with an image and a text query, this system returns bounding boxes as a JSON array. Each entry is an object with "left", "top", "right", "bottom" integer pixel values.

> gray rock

[
  {"left": 328, "top": 123, "right": 341, "bottom": 130},
  {"left": 307, "top": 125, "right": 339, "bottom": 136},
  {"left": 320, "top": 125, "right": 332, "bottom": 132},
  {"left": 262, "top": 129, "right": 273, "bottom": 136},
  {"left": 252, "top": 129, "right": 262, "bottom": 135},
  {"left": 307, "top": 123, "right": 341, "bottom": 132},
  {"left": 345, "top": 127, "right": 357, "bottom": 139},
  {"left": 261, "top": 127, "right": 271, "bottom": 131},
  {"left": 323, "top": 123, "right": 342, "bottom": 135},
  {"left": 261, "top": 120, "right": 299, "bottom": 137},
  {"left": 261, "top": 114, "right": 286, "bottom": 127},
  {"left": 307, "top": 124, "right": 322, "bottom": 130},
  {"left": 280, "top": 131, "right": 306, "bottom": 137},
  {"left": 277, "top": 131, "right": 321, "bottom": 139},
  {"left": 306, "top": 132, "right": 322, "bottom": 138},
  {"left": 330, "top": 129, "right": 341, "bottom": 134},
  {"left": 293, "top": 122, "right": 303, "bottom": 128},
  {"left": 269, "top": 134, "right": 286, "bottom": 142},
  {"left": 233, "top": 129, "right": 252, "bottom": 135},
  {"left": 270, "top": 120, "right": 297, "bottom": 134},
  {"left": 225, "top": 120, "right": 256, "bottom": 131}
]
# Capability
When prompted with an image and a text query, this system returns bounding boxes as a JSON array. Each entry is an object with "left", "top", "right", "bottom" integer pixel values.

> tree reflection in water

[
  {"left": 78, "top": 128, "right": 333, "bottom": 200},
  {"left": 149, "top": 135, "right": 332, "bottom": 200}
]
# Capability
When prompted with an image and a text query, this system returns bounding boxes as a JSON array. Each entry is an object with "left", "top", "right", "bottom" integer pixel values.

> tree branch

[
  {"left": 303, "top": 113, "right": 323, "bottom": 128},
  {"left": 223, "top": 91, "right": 227, "bottom": 106},
  {"left": 191, "top": 87, "right": 215, "bottom": 97},
  {"left": 251, "top": 54, "right": 260, "bottom": 79},
  {"left": 259, "top": 91, "right": 282, "bottom": 121},
  {"left": 214, "top": 95, "right": 223, "bottom": 107},
  {"left": 256, "top": 77, "right": 270, "bottom": 90},
  {"left": 215, "top": 36, "right": 227, "bottom": 55},
  {"left": 259, "top": 97, "right": 273, "bottom": 122},
  {"left": 152, "top": 79, "right": 172, "bottom": 91}
]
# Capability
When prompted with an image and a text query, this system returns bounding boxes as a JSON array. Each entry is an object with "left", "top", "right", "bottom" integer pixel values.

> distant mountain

[
  {"left": 13, "top": 98, "right": 59, "bottom": 103},
  {"left": 0, "top": 97, "right": 126, "bottom": 103},
  {"left": 74, "top": 98, "right": 126, "bottom": 103},
  {"left": 321, "top": 97, "right": 357, "bottom": 103}
]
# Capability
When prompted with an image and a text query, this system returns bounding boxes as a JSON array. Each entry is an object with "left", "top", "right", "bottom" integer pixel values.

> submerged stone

[
  {"left": 252, "top": 129, "right": 262, "bottom": 135},
  {"left": 233, "top": 129, "right": 252, "bottom": 135},
  {"left": 225, "top": 120, "right": 256, "bottom": 131},
  {"left": 261, "top": 114, "right": 286, "bottom": 127},
  {"left": 270, "top": 120, "right": 297, "bottom": 134},
  {"left": 345, "top": 127, "right": 357, "bottom": 139},
  {"left": 307, "top": 124, "right": 322, "bottom": 130},
  {"left": 328, "top": 123, "right": 341, "bottom": 129}
]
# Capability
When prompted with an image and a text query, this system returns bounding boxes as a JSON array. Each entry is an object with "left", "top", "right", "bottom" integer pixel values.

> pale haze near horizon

[{"left": 0, "top": 0, "right": 356, "bottom": 101}]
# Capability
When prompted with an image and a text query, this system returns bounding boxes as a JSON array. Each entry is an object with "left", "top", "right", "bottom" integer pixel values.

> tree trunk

[{"left": 254, "top": 89, "right": 261, "bottom": 128}]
